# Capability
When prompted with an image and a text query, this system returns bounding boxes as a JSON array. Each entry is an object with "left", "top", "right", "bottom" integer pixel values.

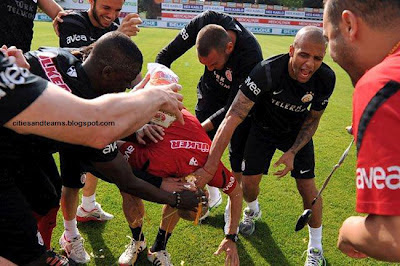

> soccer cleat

[
  {"left": 147, "top": 249, "right": 173, "bottom": 266},
  {"left": 118, "top": 237, "right": 147, "bottom": 265},
  {"left": 76, "top": 202, "right": 114, "bottom": 222},
  {"left": 239, "top": 206, "right": 262, "bottom": 236},
  {"left": 59, "top": 232, "right": 90, "bottom": 264},
  {"left": 199, "top": 191, "right": 222, "bottom": 221},
  {"left": 304, "top": 247, "right": 326, "bottom": 266}
]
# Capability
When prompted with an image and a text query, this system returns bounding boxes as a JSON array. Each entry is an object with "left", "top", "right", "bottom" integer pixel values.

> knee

[{"left": 296, "top": 180, "right": 317, "bottom": 198}]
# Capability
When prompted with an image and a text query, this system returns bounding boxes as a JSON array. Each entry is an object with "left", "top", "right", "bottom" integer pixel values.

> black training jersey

[
  {"left": 156, "top": 10, "right": 263, "bottom": 126},
  {"left": 240, "top": 54, "right": 335, "bottom": 136},
  {"left": 25, "top": 47, "right": 118, "bottom": 165},
  {"left": 0, "top": 0, "right": 38, "bottom": 52},
  {"left": 59, "top": 11, "right": 119, "bottom": 48},
  {"left": 0, "top": 52, "right": 48, "bottom": 126}
]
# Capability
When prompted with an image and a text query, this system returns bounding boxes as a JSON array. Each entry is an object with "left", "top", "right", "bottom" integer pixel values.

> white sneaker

[
  {"left": 304, "top": 247, "right": 326, "bottom": 266},
  {"left": 118, "top": 237, "right": 147, "bottom": 265},
  {"left": 76, "top": 202, "right": 114, "bottom": 222},
  {"left": 199, "top": 191, "right": 222, "bottom": 221},
  {"left": 59, "top": 232, "right": 90, "bottom": 264},
  {"left": 147, "top": 249, "right": 173, "bottom": 266},
  {"left": 239, "top": 206, "right": 262, "bottom": 236}
]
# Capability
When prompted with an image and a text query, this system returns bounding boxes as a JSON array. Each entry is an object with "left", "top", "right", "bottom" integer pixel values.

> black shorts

[
  {"left": 15, "top": 154, "right": 62, "bottom": 215},
  {"left": 0, "top": 185, "right": 46, "bottom": 264},
  {"left": 243, "top": 123, "right": 315, "bottom": 179},
  {"left": 60, "top": 150, "right": 87, "bottom": 189}
]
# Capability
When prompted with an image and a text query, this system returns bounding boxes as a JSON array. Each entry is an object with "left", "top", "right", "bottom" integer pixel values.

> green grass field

[{"left": 31, "top": 22, "right": 392, "bottom": 265}]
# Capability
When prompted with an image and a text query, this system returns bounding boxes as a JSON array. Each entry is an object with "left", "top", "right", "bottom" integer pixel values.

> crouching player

[{"left": 118, "top": 109, "right": 242, "bottom": 266}]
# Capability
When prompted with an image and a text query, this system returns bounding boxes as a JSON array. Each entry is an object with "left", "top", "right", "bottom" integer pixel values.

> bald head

[{"left": 294, "top": 26, "right": 327, "bottom": 49}]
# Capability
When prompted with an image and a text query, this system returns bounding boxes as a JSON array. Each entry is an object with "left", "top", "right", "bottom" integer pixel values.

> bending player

[{"left": 118, "top": 108, "right": 242, "bottom": 266}]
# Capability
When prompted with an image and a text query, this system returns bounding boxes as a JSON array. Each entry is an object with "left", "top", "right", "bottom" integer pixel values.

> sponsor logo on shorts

[
  {"left": 66, "top": 34, "right": 88, "bottom": 45},
  {"left": 300, "top": 169, "right": 311, "bottom": 174},
  {"left": 170, "top": 140, "right": 209, "bottom": 152},
  {"left": 103, "top": 142, "right": 117, "bottom": 154},
  {"left": 356, "top": 166, "right": 400, "bottom": 190},
  {"left": 123, "top": 144, "right": 135, "bottom": 161},
  {"left": 244, "top": 76, "right": 261, "bottom": 95},
  {"left": 222, "top": 175, "right": 235, "bottom": 192}
]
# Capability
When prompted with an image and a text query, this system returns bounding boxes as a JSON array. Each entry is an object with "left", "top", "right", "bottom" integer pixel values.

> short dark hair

[
  {"left": 196, "top": 24, "right": 231, "bottom": 57},
  {"left": 91, "top": 31, "right": 143, "bottom": 79},
  {"left": 324, "top": 0, "right": 400, "bottom": 29}
]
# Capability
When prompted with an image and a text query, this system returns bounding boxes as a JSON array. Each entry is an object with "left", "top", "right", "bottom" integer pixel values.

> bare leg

[
  {"left": 338, "top": 215, "right": 400, "bottom": 262},
  {"left": 121, "top": 192, "right": 144, "bottom": 228}
]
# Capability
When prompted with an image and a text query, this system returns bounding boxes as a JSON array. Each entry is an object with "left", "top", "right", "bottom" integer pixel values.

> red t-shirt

[
  {"left": 353, "top": 47, "right": 400, "bottom": 215},
  {"left": 119, "top": 109, "right": 237, "bottom": 194}
]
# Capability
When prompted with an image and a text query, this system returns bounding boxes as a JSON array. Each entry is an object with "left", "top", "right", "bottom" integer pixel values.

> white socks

[
  {"left": 308, "top": 225, "right": 323, "bottom": 251},
  {"left": 81, "top": 193, "right": 96, "bottom": 210},
  {"left": 63, "top": 218, "right": 79, "bottom": 241},
  {"left": 246, "top": 199, "right": 260, "bottom": 213}
]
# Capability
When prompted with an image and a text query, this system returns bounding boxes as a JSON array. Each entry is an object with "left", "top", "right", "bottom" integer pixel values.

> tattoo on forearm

[
  {"left": 229, "top": 92, "right": 254, "bottom": 120},
  {"left": 291, "top": 110, "right": 323, "bottom": 152}
]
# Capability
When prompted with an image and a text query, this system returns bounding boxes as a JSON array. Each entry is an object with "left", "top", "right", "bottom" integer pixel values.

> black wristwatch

[{"left": 225, "top": 234, "right": 239, "bottom": 243}]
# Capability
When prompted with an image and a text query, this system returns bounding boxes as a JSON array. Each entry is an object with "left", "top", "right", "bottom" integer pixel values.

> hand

[
  {"left": 273, "top": 150, "right": 295, "bottom": 178},
  {"left": 130, "top": 73, "right": 150, "bottom": 92},
  {"left": 175, "top": 189, "right": 207, "bottom": 211},
  {"left": 53, "top": 10, "right": 73, "bottom": 36},
  {"left": 201, "top": 119, "right": 214, "bottom": 132},
  {"left": 214, "top": 238, "right": 239, "bottom": 266},
  {"left": 1, "top": 45, "right": 30, "bottom": 69},
  {"left": 161, "top": 178, "right": 196, "bottom": 193},
  {"left": 193, "top": 167, "right": 214, "bottom": 189},
  {"left": 118, "top": 13, "right": 142, "bottom": 37},
  {"left": 156, "top": 83, "right": 185, "bottom": 125},
  {"left": 136, "top": 124, "right": 164, "bottom": 144}
]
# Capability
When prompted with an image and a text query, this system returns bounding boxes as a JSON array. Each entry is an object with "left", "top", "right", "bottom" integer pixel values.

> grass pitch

[{"left": 31, "top": 22, "right": 391, "bottom": 265}]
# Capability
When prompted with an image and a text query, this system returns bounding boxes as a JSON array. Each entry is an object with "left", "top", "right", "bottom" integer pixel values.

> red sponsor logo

[{"left": 170, "top": 140, "right": 209, "bottom": 152}]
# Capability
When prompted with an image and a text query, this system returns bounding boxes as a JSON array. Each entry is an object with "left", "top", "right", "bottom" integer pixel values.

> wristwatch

[{"left": 225, "top": 234, "right": 239, "bottom": 243}]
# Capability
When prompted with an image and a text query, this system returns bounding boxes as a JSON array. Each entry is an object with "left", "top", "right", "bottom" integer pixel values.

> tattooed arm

[
  {"left": 194, "top": 91, "right": 254, "bottom": 187},
  {"left": 273, "top": 109, "right": 325, "bottom": 177}
]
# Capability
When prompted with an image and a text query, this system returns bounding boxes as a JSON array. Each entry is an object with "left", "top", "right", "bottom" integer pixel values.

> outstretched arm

[
  {"left": 6, "top": 82, "right": 184, "bottom": 149},
  {"left": 195, "top": 91, "right": 254, "bottom": 187},
  {"left": 274, "top": 109, "right": 324, "bottom": 177}
]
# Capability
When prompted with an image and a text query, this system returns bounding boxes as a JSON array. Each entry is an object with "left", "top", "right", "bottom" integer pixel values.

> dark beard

[{"left": 92, "top": 4, "right": 105, "bottom": 28}]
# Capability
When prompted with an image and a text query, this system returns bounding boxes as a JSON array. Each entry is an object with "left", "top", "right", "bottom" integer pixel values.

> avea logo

[
  {"left": 66, "top": 34, "right": 88, "bottom": 44},
  {"left": 244, "top": 76, "right": 261, "bottom": 95},
  {"left": 123, "top": 144, "right": 135, "bottom": 161},
  {"left": 103, "top": 142, "right": 118, "bottom": 154},
  {"left": 356, "top": 166, "right": 400, "bottom": 190},
  {"left": 0, "top": 65, "right": 30, "bottom": 93}
]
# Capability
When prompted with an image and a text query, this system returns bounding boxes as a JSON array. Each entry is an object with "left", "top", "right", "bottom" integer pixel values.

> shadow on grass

[
  {"left": 79, "top": 221, "right": 116, "bottom": 265},
  {"left": 202, "top": 214, "right": 290, "bottom": 265}
]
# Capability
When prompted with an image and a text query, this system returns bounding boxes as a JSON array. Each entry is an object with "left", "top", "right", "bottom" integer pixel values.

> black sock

[
  {"left": 150, "top": 228, "right": 171, "bottom": 252},
  {"left": 130, "top": 226, "right": 145, "bottom": 241}
]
